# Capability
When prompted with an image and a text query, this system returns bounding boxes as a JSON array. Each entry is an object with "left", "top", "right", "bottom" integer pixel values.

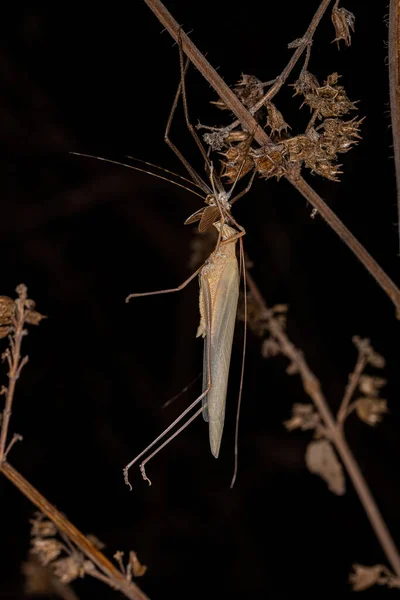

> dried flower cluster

[
  {"left": 198, "top": 3, "right": 360, "bottom": 189},
  {"left": 30, "top": 512, "right": 92, "bottom": 585},
  {"left": 215, "top": 72, "right": 362, "bottom": 184},
  {"left": 27, "top": 511, "right": 147, "bottom": 592},
  {"left": 351, "top": 336, "right": 388, "bottom": 426},
  {"left": 0, "top": 287, "right": 45, "bottom": 340}
]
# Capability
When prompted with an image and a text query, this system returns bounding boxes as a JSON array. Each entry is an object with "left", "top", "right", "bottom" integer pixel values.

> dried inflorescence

[
  {"left": 211, "top": 73, "right": 269, "bottom": 112},
  {"left": 27, "top": 511, "right": 147, "bottom": 590},
  {"left": 30, "top": 512, "right": 88, "bottom": 584},
  {"left": 204, "top": 68, "right": 362, "bottom": 185}
]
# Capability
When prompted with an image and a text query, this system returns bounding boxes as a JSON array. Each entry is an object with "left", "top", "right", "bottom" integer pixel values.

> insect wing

[{"left": 203, "top": 255, "right": 239, "bottom": 457}]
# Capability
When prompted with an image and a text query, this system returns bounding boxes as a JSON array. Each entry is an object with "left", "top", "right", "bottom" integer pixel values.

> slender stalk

[
  {"left": 144, "top": 0, "right": 400, "bottom": 316},
  {"left": 0, "top": 462, "right": 150, "bottom": 600},
  {"left": 250, "top": 0, "right": 333, "bottom": 112},
  {"left": 0, "top": 291, "right": 28, "bottom": 465},
  {"left": 388, "top": 0, "right": 400, "bottom": 252},
  {"left": 245, "top": 271, "right": 400, "bottom": 577},
  {"left": 337, "top": 352, "right": 367, "bottom": 428}
]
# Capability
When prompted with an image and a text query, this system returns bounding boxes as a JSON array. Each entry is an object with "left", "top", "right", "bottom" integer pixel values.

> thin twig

[
  {"left": 0, "top": 461, "right": 150, "bottom": 600},
  {"left": 144, "top": 0, "right": 400, "bottom": 316},
  {"left": 388, "top": 0, "right": 400, "bottom": 253},
  {"left": 245, "top": 270, "right": 400, "bottom": 577},
  {"left": 250, "top": 0, "right": 333, "bottom": 111},
  {"left": 0, "top": 287, "right": 28, "bottom": 465},
  {"left": 337, "top": 351, "right": 368, "bottom": 428}
]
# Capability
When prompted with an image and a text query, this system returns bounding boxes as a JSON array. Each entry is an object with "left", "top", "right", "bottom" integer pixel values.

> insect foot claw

[
  {"left": 140, "top": 463, "right": 152, "bottom": 486},
  {"left": 123, "top": 467, "right": 133, "bottom": 491}
]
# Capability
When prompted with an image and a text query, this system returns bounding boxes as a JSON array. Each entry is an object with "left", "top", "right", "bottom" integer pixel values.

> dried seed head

[
  {"left": 305, "top": 156, "right": 343, "bottom": 182},
  {"left": 265, "top": 102, "right": 290, "bottom": 136},
  {"left": 251, "top": 144, "right": 287, "bottom": 180},
  {"left": 220, "top": 141, "right": 255, "bottom": 183},
  {"left": 234, "top": 74, "right": 267, "bottom": 108},
  {"left": 210, "top": 74, "right": 267, "bottom": 113},
  {"left": 283, "top": 403, "right": 320, "bottom": 431},
  {"left": 0, "top": 296, "right": 15, "bottom": 326},
  {"left": 331, "top": 6, "right": 355, "bottom": 47},
  {"left": 30, "top": 513, "right": 57, "bottom": 538},
  {"left": 291, "top": 71, "right": 319, "bottom": 97},
  {"left": 31, "top": 538, "right": 62, "bottom": 566},
  {"left": 353, "top": 336, "right": 385, "bottom": 368},
  {"left": 202, "top": 127, "right": 233, "bottom": 151},
  {"left": 358, "top": 375, "right": 386, "bottom": 397},
  {"left": 355, "top": 397, "right": 388, "bottom": 426},
  {"left": 16, "top": 283, "right": 28, "bottom": 300},
  {"left": 52, "top": 554, "right": 84, "bottom": 584},
  {"left": 305, "top": 73, "right": 358, "bottom": 119}
]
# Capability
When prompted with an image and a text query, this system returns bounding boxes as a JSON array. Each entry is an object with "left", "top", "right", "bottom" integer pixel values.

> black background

[{"left": 0, "top": 1, "right": 399, "bottom": 597}]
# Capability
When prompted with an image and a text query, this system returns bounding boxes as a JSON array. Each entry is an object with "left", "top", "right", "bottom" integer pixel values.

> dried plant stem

[
  {"left": 0, "top": 296, "right": 28, "bottom": 465},
  {"left": 0, "top": 462, "right": 150, "bottom": 600},
  {"left": 245, "top": 270, "right": 400, "bottom": 577},
  {"left": 337, "top": 351, "right": 367, "bottom": 428},
  {"left": 144, "top": 0, "right": 400, "bottom": 316},
  {"left": 388, "top": 0, "right": 400, "bottom": 252},
  {"left": 251, "top": 0, "right": 333, "bottom": 111}
]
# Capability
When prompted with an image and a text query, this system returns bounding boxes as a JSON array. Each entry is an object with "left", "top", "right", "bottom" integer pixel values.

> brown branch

[
  {"left": 388, "top": 0, "right": 400, "bottom": 252},
  {"left": 144, "top": 0, "right": 400, "bottom": 316},
  {"left": 0, "top": 287, "right": 29, "bottom": 465},
  {"left": 0, "top": 461, "right": 150, "bottom": 600},
  {"left": 250, "top": 0, "right": 333, "bottom": 111},
  {"left": 245, "top": 270, "right": 400, "bottom": 577}
]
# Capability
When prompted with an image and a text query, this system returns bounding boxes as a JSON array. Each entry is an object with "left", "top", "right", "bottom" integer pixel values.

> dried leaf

[
  {"left": 25, "top": 310, "right": 47, "bottom": 326},
  {"left": 349, "top": 563, "right": 386, "bottom": 591},
  {"left": 305, "top": 439, "right": 345, "bottom": 495},
  {"left": 129, "top": 551, "right": 147, "bottom": 577},
  {"left": 355, "top": 397, "right": 388, "bottom": 426}
]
